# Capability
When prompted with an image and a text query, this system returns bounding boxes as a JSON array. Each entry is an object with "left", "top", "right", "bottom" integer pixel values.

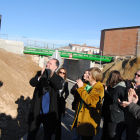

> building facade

[
  {"left": 69, "top": 43, "right": 99, "bottom": 54},
  {"left": 100, "top": 26, "right": 140, "bottom": 56}
]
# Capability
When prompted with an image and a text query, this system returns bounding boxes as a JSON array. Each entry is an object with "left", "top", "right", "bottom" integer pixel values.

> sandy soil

[
  {"left": 102, "top": 57, "right": 140, "bottom": 85},
  {"left": 0, "top": 49, "right": 41, "bottom": 140}
]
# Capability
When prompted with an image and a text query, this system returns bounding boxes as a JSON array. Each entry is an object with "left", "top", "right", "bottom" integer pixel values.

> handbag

[
  {"left": 109, "top": 107, "right": 124, "bottom": 123},
  {"left": 109, "top": 101, "right": 124, "bottom": 123}
]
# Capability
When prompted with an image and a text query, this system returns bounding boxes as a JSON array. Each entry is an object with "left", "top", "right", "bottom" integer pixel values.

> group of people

[
  {"left": 26, "top": 58, "right": 140, "bottom": 140},
  {"left": 101, "top": 70, "right": 140, "bottom": 140}
]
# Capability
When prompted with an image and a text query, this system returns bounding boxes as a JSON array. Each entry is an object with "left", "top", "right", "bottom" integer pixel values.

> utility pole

[{"left": 0, "top": 15, "right": 2, "bottom": 30}]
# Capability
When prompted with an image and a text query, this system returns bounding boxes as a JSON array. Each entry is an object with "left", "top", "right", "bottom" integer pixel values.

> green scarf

[{"left": 78, "top": 83, "right": 93, "bottom": 112}]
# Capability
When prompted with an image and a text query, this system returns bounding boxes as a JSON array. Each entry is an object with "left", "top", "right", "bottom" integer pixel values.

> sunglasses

[
  {"left": 59, "top": 71, "right": 66, "bottom": 75},
  {"left": 135, "top": 73, "right": 140, "bottom": 77}
]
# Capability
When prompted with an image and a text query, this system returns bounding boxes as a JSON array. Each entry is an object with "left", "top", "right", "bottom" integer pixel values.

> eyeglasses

[
  {"left": 59, "top": 71, "right": 66, "bottom": 75},
  {"left": 135, "top": 73, "right": 140, "bottom": 77}
]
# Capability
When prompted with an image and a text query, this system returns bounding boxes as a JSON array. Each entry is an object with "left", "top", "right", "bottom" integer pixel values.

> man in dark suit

[{"left": 27, "top": 58, "right": 63, "bottom": 140}]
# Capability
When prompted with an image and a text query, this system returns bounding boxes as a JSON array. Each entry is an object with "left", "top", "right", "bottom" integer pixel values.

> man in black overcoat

[{"left": 27, "top": 58, "right": 63, "bottom": 140}]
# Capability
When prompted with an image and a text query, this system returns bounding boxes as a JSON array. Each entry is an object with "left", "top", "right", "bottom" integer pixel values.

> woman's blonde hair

[
  {"left": 57, "top": 67, "right": 68, "bottom": 82},
  {"left": 89, "top": 67, "right": 103, "bottom": 82}
]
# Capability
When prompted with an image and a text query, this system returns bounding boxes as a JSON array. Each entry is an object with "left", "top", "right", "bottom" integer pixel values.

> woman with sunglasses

[{"left": 55, "top": 67, "right": 69, "bottom": 140}]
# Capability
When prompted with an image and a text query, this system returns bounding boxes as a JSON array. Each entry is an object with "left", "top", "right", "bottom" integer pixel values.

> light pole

[
  {"left": 0, "top": 15, "right": 2, "bottom": 30},
  {"left": 100, "top": 50, "right": 102, "bottom": 68}
]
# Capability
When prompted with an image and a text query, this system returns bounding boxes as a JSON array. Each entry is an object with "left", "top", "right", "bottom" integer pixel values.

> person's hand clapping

[
  {"left": 41, "top": 65, "right": 46, "bottom": 75},
  {"left": 38, "top": 65, "right": 46, "bottom": 80},
  {"left": 128, "top": 88, "right": 138, "bottom": 104},
  {"left": 118, "top": 88, "right": 138, "bottom": 108},
  {"left": 118, "top": 99, "right": 130, "bottom": 107},
  {"left": 76, "top": 79, "right": 83, "bottom": 88}
]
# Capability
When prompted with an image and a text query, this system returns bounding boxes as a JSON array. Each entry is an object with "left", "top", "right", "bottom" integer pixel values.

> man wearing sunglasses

[
  {"left": 115, "top": 70, "right": 140, "bottom": 140},
  {"left": 134, "top": 71, "right": 140, "bottom": 89},
  {"left": 125, "top": 70, "right": 140, "bottom": 100}
]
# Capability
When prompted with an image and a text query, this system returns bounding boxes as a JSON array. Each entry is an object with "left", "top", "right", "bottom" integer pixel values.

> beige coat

[{"left": 71, "top": 82, "right": 104, "bottom": 136}]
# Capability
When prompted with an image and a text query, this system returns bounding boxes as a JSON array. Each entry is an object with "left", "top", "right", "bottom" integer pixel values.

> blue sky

[{"left": 0, "top": 0, "right": 140, "bottom": 47}]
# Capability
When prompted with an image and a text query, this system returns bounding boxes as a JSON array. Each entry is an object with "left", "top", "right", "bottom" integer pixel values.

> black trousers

[
  {"left": 101, "top": 118, "right": 117, "bottom": 140},
  {"left": 55, "top": 113, "right": 62, "bottom": 140},
  {"left": 115, "top": 121, "right": 135, "bottom": 140},
  {"left": 27, "top": 114, "right": 52, "bottom": 140},
  {"left": 81, "top": 135, "right": 93, "bottom": 140}
]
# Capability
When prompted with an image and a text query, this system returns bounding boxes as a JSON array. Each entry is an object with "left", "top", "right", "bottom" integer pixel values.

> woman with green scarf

[{"left": 71, "top": 67, "right": 104, "bottom": 140}]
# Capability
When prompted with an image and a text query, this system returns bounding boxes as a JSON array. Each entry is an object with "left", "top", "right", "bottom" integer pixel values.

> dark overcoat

[
  {"left": 102, "top": 82, "right": 125, "bottom": 123},
  {"left": 28, "top": 70, "right": 63, "bottom": 134},
  {"left": 127, "top": 103, "right": 140, "bottom": 140}
]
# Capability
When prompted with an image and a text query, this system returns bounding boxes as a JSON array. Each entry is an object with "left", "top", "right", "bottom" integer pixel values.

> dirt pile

[
  {"left": 102, "top": 57, "right": 140, "bottom": 85},
  {"left": 0, "top": 49, "right": 41, "bottom": 139}
]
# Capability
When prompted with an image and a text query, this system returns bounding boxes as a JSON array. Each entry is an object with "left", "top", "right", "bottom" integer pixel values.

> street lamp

[{"left": 0, "top": 15, "right": 2, "bottom": 30}]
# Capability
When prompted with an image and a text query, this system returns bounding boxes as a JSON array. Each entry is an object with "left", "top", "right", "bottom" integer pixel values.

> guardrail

[
  {"left": 0, "top": 34, "right": 66, "bottom": 50},
  {"left": 23, "top": 47, "right": 114, "bottom": 62}
]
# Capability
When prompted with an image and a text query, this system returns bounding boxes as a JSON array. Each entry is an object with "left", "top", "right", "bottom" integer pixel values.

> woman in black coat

[
  {"left": 55, "top": 67, "right": 69, "bottom": 140},
  {"left": 101, "top": 70, "right": 126, "bottom": 140}
]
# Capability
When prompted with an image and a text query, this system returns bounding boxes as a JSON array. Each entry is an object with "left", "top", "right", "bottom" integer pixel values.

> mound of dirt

[
  {"left": 0, "top": 49, "right": 41, "bottom": 139},
  {"left": 102, "top": 57, "right": 140, "bottom": 85}
]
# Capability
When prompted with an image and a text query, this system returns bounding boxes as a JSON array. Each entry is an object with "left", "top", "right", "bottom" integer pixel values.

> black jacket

[
  {"left": 127, "top": 103, "right": 140, "bottom": 139},
  {"left": 102, "top": 82, "right": 125, "bottom": 123},
  {"left": 57, "top": 80, "right": 69, "bottom": 116},
  {"left": 124, "top": 79, "right": 140, "bottom": 124},
  {"left": 28, "top": 69, "right": 63, "bottom": 133}
]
